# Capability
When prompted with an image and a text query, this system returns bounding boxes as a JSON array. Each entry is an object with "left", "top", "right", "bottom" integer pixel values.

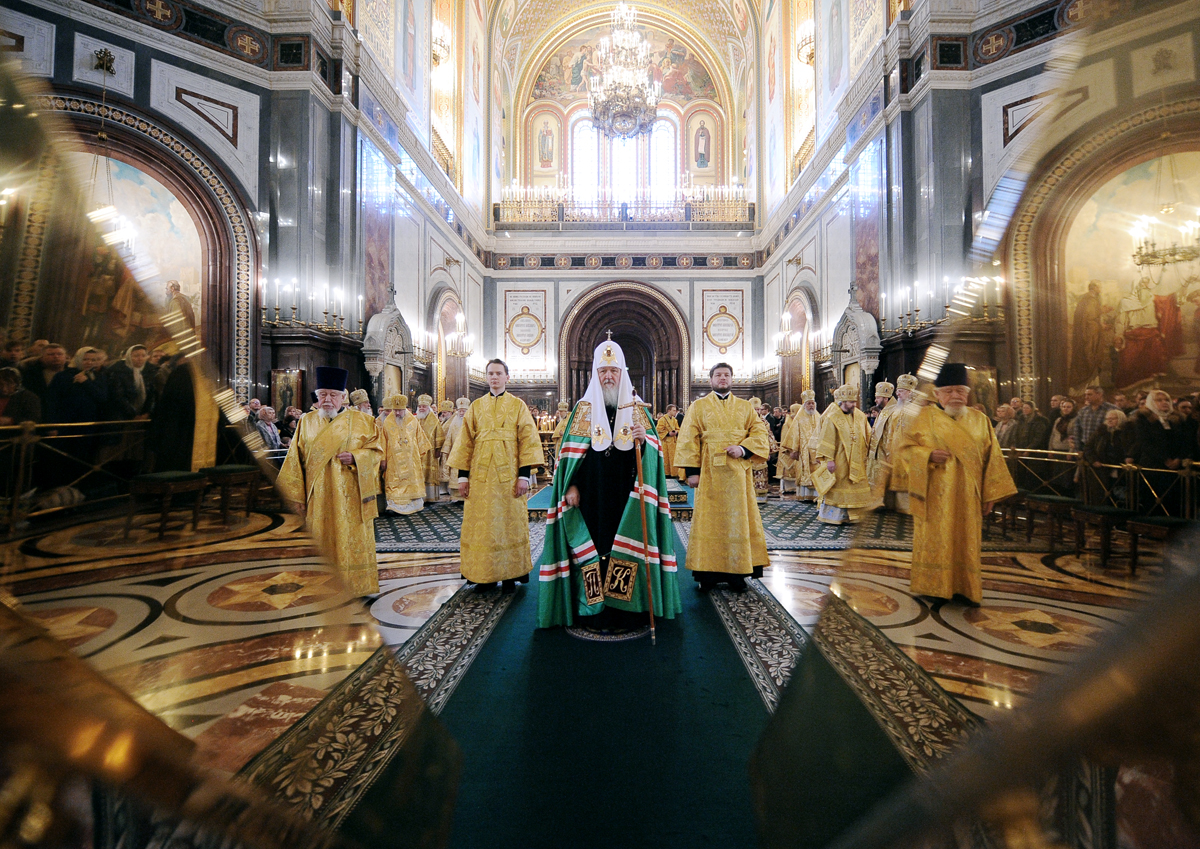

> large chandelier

[
  {"left": 587, "top": 3, "right": 661, "bottom": 139},
  {"left": 1130, "top": 113, "right": 1200, "bottom": 280}
]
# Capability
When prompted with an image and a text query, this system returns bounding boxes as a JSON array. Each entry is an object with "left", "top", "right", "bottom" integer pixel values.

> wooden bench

[
  {"left": 1025, "top": 494, "right": 1082, "bottom": 552},
  {"left": 1071, "top": 505, "right": 1136, "bottom": 569},
  {"left": 125, "top": 471, "right": 208, "bottom": 539},
  {"left": 200, "top": 464, "right": 261, "bottom": 525},
  {"left": 1126, "top": 516, "right": 1195, "bottom": 576}
]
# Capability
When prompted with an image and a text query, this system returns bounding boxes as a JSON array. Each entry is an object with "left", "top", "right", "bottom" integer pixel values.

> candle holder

[
  {"left": 261, "top": 306, "right": 268, "bottom": 326},
  {"left": 358, "top": 318, "right": 364, "bottom": 338},
  {"left": 322, "top": 309, "right": 330, "bottom": 331},
  {"left": 290, "top": 304, "right": 298, "bottom": 325},
  {"left": 273, "top": 305, "right": 281, "bottom": 324},
  {"left": 913, "top": 307, "right": 922, "bottom": 327}
]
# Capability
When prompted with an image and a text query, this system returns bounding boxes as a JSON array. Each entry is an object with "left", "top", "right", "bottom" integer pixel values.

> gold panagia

[
  {"left": 448, "top": 392, "right": 544, "bottom": 582},
  {"left": 380, "top": 411, "right": 431, "bottom": 505},
  {"left": 674, "top": 393, "right": 770, "bottom": 575},
  {"left": 898, "top": 405, "right": 1017, "bottom": 604},
  {"left": 276, "top": 409, "right": 384, "bottom": 595}
]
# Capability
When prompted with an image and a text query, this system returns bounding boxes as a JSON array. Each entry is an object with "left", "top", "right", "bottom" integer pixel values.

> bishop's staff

[{"left": 633, "top": 398, "right": 656, "bottom": 645}]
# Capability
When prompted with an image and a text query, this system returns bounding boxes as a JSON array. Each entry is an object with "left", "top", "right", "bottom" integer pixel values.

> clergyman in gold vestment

[
  {"left": 674, "top": 362, "right": 770, "bottom": 591},
  {"left": 448, "top": 359, "right": 544, "bottom": 592},
  {"left": 886, "top": 374, "right": 922, "bottom": 514},
  {"left": 775, "top": 403, "right": 800, "bottom": 494},
  {"left": 898, "top": 363, "right": 1017, "bottom": 605},
  {"left": 379, "top": 394, "right": 431, "bottom": 514},
  {"left": 416, "top": 394, "right": 445, "bottom": 503},
  {"left": 442, "top": 397, "right": 469, "bottom": 500},
  {"left": 656, "top": 404, "right": 681, "bottom": 478},
  {"left": 867, "top": 381, "right": 898, "bottom": 506},
  {"left": 814, "top": 383, "right": 877, "bottom": 524},
  {"left": 786, "top": 391, "right": 821, "bottom": 501},
  {"left": 277, "top": 367, "right": 384, "bottom": 596}
]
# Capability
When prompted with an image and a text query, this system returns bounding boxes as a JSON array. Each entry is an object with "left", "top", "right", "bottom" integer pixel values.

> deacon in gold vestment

[
  {"left": 814, "top": 384, "right": 877, "bottom": 524},
  {"left": 867, "top": 381, "right": 899, "bottom": 506},
  {"left": 747, "top": 397, "right": 775, "bottom": 497},
  {"left": 887, "top": 374, "right": 921, "bottom": 514},
  {"left": 550, "top": 400, "right": 571, "bottom": 463},
  {"left": 378, "top": 394, "right": 431, "bottom": 514},
  {"left": 775, "top": 404, "right": 800, "bottom": 494},
  {"left": 898, "top": 364, "right": 1017, "bottom": 605},
  {"left": 787, "top": 391, "right": 821, "bottom": 501},
  {"left": 449, "top": 359, "right": 544, "bottom": 591},
  {"left": 656, "top": 404, "right": 681, "bottom": 478},
  {"left": 675, "top": 362, "right": 771, "bottom": 591},
  {"left": 276, "top": 367, "right": 384, "bottom": 596},
  {"left": 416, "top": 394, "right": 445, "bottom": 503},
  {"left": 442, "top": 397, "right": 469, "bottom": 500}
]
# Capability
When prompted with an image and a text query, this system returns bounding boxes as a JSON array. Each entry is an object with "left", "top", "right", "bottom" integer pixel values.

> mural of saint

[
  {"left": 1069, "top": 281, "right": 1105, "bottom": 388},
  {"left": 472, "top": 40, "right": 480, "bottom": 103},
  {"left": 498, "top": 0, "right": 513, "bottom": 35},
  {"left": 402, "top": 0, "right": 416, "bottom": 89},
  {"left": 827, "top": 0, "right": 844, "bottom": 92},
  {"left": 732, "top": 0, "right": 749, "bottom": 33},
  {"left": 538, "top": 121, "right": 555, "bottom": 168},
  {"left": 570, "top": 45, "right": 595, "bottom": 91},
  {"left": 768, "top": 32, "right": 777, "bottom": 102},
  {"left": 1112, "top": 277, "right": 1172, "bottom": 390},
  {"left": 694, "top": 120, "right": 711, "bottom": 169}
]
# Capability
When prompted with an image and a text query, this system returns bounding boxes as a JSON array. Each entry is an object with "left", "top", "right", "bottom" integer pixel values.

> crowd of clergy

[{"left": 275, "top": 356, "right": 1018, "bottom": 621}]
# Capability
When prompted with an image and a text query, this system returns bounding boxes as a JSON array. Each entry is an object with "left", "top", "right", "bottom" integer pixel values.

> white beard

[
  {"left": 602, "top": 384, "right": 619, "bottom": 408},
  {"left": 417, "top": 409, "right": 429, "bottom": 419},
  {"left": 944, "top": 404, "right": 966, "bottom": 419},
  {"left": 318, "top": 407, "right": 339, "bottom": 420}
]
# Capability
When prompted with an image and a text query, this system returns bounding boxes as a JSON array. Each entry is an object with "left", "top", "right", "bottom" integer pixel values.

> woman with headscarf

[
  {"left": 1129, "top": 389, "right": 1188, "bottom": 514},
  {"left": 107, "top": 345, "right": 156, "bottom": 420},
  {"left": 1047, "top": 397, "right": 1077, "bottom": 494}
]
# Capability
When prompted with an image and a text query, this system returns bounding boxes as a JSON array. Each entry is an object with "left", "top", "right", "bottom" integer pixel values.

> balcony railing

[{"left": 495, "top": 189, "right": 754, "bottom": 231}]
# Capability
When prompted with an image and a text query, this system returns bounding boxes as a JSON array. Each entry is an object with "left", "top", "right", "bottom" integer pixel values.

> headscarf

[
  {"left": 579, "top": 338, "right": 638, "bottom": 452},
  {"left": 1148, "top": 389, "right": 1174, "bottom": 429},
  {"left": 123, "top": 345, "right": 147, "bottom": 410}
]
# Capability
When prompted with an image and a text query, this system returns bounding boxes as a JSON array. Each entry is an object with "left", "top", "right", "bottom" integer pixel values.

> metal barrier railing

[
  {"left": 0, "top": 419, "right": 151, "bottom": 531},
  {"left": 1002, "top": 448, "right": 1197, "bottom": 519}
]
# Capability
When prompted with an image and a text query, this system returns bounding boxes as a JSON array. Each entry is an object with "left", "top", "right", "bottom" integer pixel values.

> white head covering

[{"left": 580, "top": 338, "right": 639, "bottom": 452}]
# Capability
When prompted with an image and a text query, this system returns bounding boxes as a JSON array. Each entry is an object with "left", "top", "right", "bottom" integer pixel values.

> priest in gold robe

[
  {"left": 550, "top": 400, "right": 571, "bottom": 462},
  {"left": 813, "top": 383, "right": 877, "bottom": 524},
  {"left": 442, "top": 397, "right": 468, "bottom": 501},
  {"left": 898, "top": 363, "right": 1017, "bottom": 606},
  {"left": 379, "top": 393, "right": 431, "bottom": 514},
  {"left": 887, "top": 374, "right": 922, "bottom": 514},
  {"left": 277, "top": 367, "right": 384, "bottom": 596},
  {"left": 416, "top": 394, "right": 445, "bottom": 504},
  {"left": 867, "top": 380, "right": 899, "bottom": 507},
  {"left": 747, "top": 397, "right": 775, "bottom": 498},
  {"left": 789, "top": 391, "right": 821, "bottom": 501},
  {"left": 656, "top": 403, "right": 681, "bottom": 480},
  {"left": 449, "top": 359, "right": 544, "bottom": 592},
  {"left": 775, "top": 403, "right": 800, "bottom": 495},
  {"left": 675, "top": 362, "right": 771, "bottom": 591}
]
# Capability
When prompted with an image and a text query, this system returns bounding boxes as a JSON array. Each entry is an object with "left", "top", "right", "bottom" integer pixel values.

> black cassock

[{"left": 566, "top": 404, "right": 636, "bottom": 578}]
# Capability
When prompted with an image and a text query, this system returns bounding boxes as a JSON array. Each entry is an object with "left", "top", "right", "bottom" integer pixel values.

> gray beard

[
  {"left": 417, "top": 410, "right": 429, "bottom": 419},
  {"left": 944, "top": 405, "right": 966, "bottom": 419},
  {"left": 318, "top": 407, "right": 339, "bottom": 421},
  {"left": 602, "top": 385, "right": 619, "bottom": 408}
]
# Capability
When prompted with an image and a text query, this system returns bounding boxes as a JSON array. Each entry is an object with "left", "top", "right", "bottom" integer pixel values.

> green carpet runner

[{"left": 437, "top": 566, "right": 769, "bottom": 848}]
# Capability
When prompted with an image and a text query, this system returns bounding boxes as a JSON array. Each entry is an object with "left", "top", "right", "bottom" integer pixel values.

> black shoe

[
  {"left": 727, "top": 576, "right": 748, "bottom": 593},
  {"left": 697, "top": 576, "right": 716, "bottom": 593},
  {"left": 501, "top": 579, "right": 516, "bottom": 594},
  {"left": 474, "top": 582, "right": 497, "bottom": 592},
  {"left": 515, "top": 573, "right": 530, "bottom": 584}
]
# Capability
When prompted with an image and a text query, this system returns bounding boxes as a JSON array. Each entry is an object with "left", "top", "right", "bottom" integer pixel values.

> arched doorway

[
  {"left": 558, "top": 281, "right": 690, "bottom": 412},
  {"left": 430, "top": 288, "right": 468, "bottom": 404},
  {"left": 779, "top": 289, "right": 813, "bottom": 406}
]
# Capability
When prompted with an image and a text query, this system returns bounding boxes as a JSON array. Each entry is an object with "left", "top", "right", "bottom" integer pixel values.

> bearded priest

[
  {"left": 449, "top": 359, "right": 544, "bottom": 593},
  {"left": 675, "top": 362, "right": 771, "bottom": 592},
  {"left": 898, "top": 363, "right": 1016, "bottom": 606},
  {"left": 537, "top": 338, "right": 681, "bottom": 630},
  {"left": 416, "top": 394, "right": 445, "bottom": 504},
  {"left": 379, "top": 393, "right": 432, "bottom": 514},
  {"left": 277, "top": 367, "right": 385, "bottom": 596},
  {"left": 813, "top": 383, "right": 877, "bottom": 524}
]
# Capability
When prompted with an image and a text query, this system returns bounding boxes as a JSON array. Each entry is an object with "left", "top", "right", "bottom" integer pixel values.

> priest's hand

[
  {"left": 726, "top": 445, "right": 746, "bottom": 458},
  {"left": 825, "top": 460, "right": 836, "bottom": 472},
  {"left": 565, "top": 484, "right": 581, "bottom": 507},
  {"left": 289, "top": 500, "right": 306, "bottom": 517},
  {"left": 460, "top": 480, "right": 470, "bottom": 498},
  {"left": 930, "top": 449, "right": 951, "bottom": 464},
  {"left": 687, "top": 474, "right": 700, "bottom": 488},
  {"left": 790, "top": 451, "right": 799, "bottom": 460},
  {"left": 337, "top": 451, "right": 355, "bottom": 465},
  {"left": 983, "top": 501, "right": 995, "bottom": 516},
  {"left": 513, "top": 477, "right": 530, "bottom": 497},
  {"left": 631, "top": 422, "right": 646, "bottom": 445}
]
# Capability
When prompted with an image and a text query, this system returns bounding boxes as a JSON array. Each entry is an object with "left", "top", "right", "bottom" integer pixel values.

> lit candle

[{"left": 274, "top": 277, "right": 280, "bottom": 309}]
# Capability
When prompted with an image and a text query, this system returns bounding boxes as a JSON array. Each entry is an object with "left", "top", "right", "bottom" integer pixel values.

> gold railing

[
  {"left": 1001, "top": 448, "right": 1197, "bottom": 518},
  {"left": 791, "top": 126, "right": 816, "bottom": 183},
  {"left": 430, "top": 126, "right": 456, "bottom": 186}
]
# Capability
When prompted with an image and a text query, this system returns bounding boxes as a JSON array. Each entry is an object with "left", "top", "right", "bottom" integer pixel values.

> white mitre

[{"left": 579, "top": 338, "right": 639, "bottom": 452}]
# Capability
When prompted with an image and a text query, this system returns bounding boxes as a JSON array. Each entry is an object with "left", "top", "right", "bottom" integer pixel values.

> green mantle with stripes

[{"left": 536, "top": 402, "right": 683, "bottom": 629}]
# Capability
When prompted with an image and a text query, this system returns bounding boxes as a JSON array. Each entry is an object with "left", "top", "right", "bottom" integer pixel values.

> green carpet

[{"left": 437, "top": 546, "right": 769, "bottom": 848}]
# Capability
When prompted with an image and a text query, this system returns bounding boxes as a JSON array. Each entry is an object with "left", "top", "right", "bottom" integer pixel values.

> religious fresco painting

[
  {"left": 360, "top": 0, "right": 397, "bottom": 80},
  {"left": 1064, "top": 152, "right": 1200, "bottom": 396},
  {"left": 528, "top": 27, "right": 718, "bottom": 105},
  {"left": 685, "top": 110, "right": 718, "bottom": 180},
  {"left": 731, "top": 0, "right": 749, "bottom": 34},
  {"left": 360, "top": 137, "right": 394, "bottom": 322},
  {"left": 850, "top": 137, "right": 882, "bottom": 318},
  {"left": 527, "top": 110, "right": 562, "bottom": 183},
  {"left": 816, "top": 0, "right": 848, "bottom": 142},
  {"left": 763, "top": 0, "right": 787, "bottom": 214},
  {"left": 848, "top": 0, "right": 883, "bottom": 79},
  {"left": 396, "top": 0, "right": 430, "bottom": 144},
  {"left": 65, "top": 153, "right": 203, "bottom": 348},
  {"left": 497, "top": 0, "right": 515, "bottom": 36}
]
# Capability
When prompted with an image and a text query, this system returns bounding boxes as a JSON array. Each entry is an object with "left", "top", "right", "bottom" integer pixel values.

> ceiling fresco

[{"left": 527, "top": 25, "right": 720, "bottom": 105}]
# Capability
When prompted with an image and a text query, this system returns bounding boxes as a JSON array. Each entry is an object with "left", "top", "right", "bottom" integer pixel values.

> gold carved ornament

[
  {"left": 505, "top": 305, "right": 544, "bottom": 355},
  {"left": 704, "top": 305, "right": 742, "bottom": 355}
]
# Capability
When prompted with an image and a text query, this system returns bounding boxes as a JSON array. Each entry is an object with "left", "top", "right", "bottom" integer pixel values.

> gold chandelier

[
  {"left": 587, "top": 3, "right": 661, "bottom": 139},
  {"left": 1130, "top": 113, "right": 1200, "bottom": 280}
]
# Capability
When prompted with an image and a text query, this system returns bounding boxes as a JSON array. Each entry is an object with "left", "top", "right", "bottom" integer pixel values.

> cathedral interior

[{"left": 2, "top": 0, "right": 1200, "bottom": 844}]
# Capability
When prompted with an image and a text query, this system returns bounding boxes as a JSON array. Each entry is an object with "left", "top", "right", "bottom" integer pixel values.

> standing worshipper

[
  {"left": 442, "top": 397, "right": 469, "bottom": 501},
  {"left": 675, "top": 362, "right": 771, "bottom": 591},
  {"left": 379, "top": 394, "right": 431, "bottom": 514},
  {"left": 276, "top": 367, "right": 385, "bottom": 597},
  {"left": 416, "top": 394, "right": 445, "bottom": 504},
  {"left": 537, "top": 339, "right": 682, "bottom": 629},
  {"left": 897, "top": 363, "right": 1017, "bottom": 606},
  {"left": 655, "top": 403, "right": 681, "bottom": 482},
  {"left": 867, "top": 380, "right": 900, "bottom": 508},
  {"left": 107, "top": 345, "right": 156, "bottom": 419},
  {"left": 255, "top": 406, "right": 283, "bottom": 451},
  {"left": 886, "top": 375, "right": 922, "bottom": 514},
  {"left": 813, "top": 384, "right": 876, "bottom": 524},
  {"left": 448, "top": 359, "right": 543, "bottom": 593}
]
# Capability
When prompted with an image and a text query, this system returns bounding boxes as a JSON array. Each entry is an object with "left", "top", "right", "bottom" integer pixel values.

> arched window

[
  {"left": 611, "top": 135, "right": 638, "bottom": 204},
  {"left": 572, "top": 119, "right": 600, "bottom": 203},
  {"left": 649, "top": 119, "right": 677, "bottom": 201}
]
